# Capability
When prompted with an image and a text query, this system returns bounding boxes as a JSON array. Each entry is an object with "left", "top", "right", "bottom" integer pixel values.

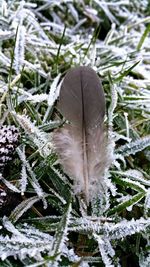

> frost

[
  {"left": 105, "top": 218, "right": 150, "bottom": 240},
  {"left": 9, "top": 196, "right": 44, "bottom": 223},
  {"left": 120, "top": 177, "right": 146, "bottom": 192},
  {"left": 0, "top": 1, "right": 150, "bottom": 266},
  {"left": 47, "top": 74, "right": 61, "bottom": 107},
  {"left": 43, "top": 74, "right": 61, "bottom": 123},
  {"left": 0, "top": 174, "right": 20, "bottom": 193},
  {"left": 14, "top": 25, "right": 26, "bottom": 74},
  {"left": 0, "top": 221, "right": 54, "bottom": 261},
  {"left": 93, "top": 234, "right": 115, "bottom": 267},
  {"left": 139, "top": 252, "right": 150, "bottom": 267},
  {"left": 27, "top": 94, "right": 48, "bottom": 103},
  {"left": 52, "top": 202, "right": 72, "bottom": 261},
  {"left": 144, "top": 189, "right": 150, "bottom": 216},
  {"left": 20, "top": 164, "right": 28, "bottom": 195},
  {"left": 3, "top": 217, "right": 27, "bottom": 240},
  {"left": 116, "top": 135, "right": 150, "bottom": 156},
  {"left": 17, "top": 146, "right": 47, "bottom": 208},
  {"left": 13, "top": 112, "right": 53, "bottom": 157}
]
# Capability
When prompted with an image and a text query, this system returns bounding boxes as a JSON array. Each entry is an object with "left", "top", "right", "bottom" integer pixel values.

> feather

[{"left": 53, "top": 66, "right": 108, "bottom": 203}]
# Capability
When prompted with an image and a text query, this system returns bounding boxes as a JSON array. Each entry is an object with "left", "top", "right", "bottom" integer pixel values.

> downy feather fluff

[{"left": 53, "top": 66, "right": 108, "bottom": 203}]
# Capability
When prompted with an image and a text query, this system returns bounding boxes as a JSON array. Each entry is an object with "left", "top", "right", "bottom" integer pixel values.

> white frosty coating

[
  {"left": 112, "top": 169, "right": 150, "bottom": 187},
  {"left": 139, "top": 253, "right": 150, "bottom": 267},
  {"left": 52, "top": 202, "right": 72, "bottom": 265},
  {"left": 0, "top": 174, "right": 20, "bottom": 193},
  {"left": 47, "top": 74, "right": 61, "bottom": 107},
  {"left": 93, "top": 233, "right": 115, "bottom": 267},
  {"left": 20, "top": 164, "right": 28, "bottom": 195},
  {"left": 117, "top": 135, "right": 150, "bottom": 156},
  {"left": 0, "top": 220, "right": 54, "bottom": 261},
  {"left": 13, "top": 112, "right": 53, "bottom": 157},
  {"left": 43, "top": 74, "right": 62, "bottom": 123},
  {"left": 3, "top": 217, "right": 28, "bottom": 240},
  {"left": 121, "top": 177, "right": 146, "bottom": 192},
  {"left": 108, "top": 84, "right": 118, "bottom": 128},
  {"left": 0, "top": 0, "right": 150, "bottom": 266},
  {"left": 48, "top": 187, "right": 66, "bottom": 205},
  {"left": 0, "top": 205, "right": 80, "bottom": 267},
  {"left": 16, "top": 146, "right": 46, "bottom": 205},
  {"left": 14, "top": 25, "right": 26, "bottom": 74},
  {"left": 68, "top": 216, "right": 150, "bottom": 240},
  {"left": 144, "top": 188, "right": 150, "bottom": 216},
  {"left": 10, "top": 196, "right": 43, "bottom": 223},
  {"left": 106, "top": 218, "right": 150, "bottom": 240},
  {"left": 27, "top": 93, "right": 48, "bottom": 103}
]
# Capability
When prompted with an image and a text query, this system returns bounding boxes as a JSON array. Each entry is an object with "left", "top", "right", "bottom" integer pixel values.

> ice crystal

[
  {"left": 0, "top": 0, "right": 150, "bottom": 266},
  {"left": 13, "top": 113, "right": 53, "bottom": 157},
  {"left": 117, "top": 135, "right": 150, "bottom": 156},
  {"left": 0, "top": 219, "right": 54, "bottom": 261},
  {"left": 14, "top": 25, "right": 26, "bottom": 74}
]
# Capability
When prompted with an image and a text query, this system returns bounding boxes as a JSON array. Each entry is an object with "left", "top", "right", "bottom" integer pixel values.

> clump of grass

[{"left": 0, "top": 0, "right": 150, "bottom": 266}]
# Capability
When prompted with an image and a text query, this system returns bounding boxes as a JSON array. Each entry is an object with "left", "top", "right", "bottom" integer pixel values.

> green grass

[{"left": 0, "top": 1, "right": 150, "bottom": 266}]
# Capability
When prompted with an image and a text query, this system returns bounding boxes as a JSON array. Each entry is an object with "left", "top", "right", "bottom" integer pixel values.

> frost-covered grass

[{"left": 0, "top": 0, "right": 150, "bottom": 266}]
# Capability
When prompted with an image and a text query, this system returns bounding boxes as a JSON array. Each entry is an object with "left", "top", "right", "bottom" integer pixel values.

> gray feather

[{"left": 53, "top": 66, "right": 107, "bottom": 203}]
